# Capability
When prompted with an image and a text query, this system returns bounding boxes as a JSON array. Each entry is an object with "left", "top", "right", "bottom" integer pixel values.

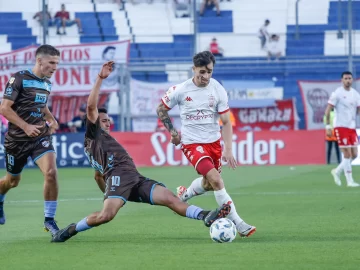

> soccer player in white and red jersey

[
  {"left": 156, "top": 51, "right": 256, "bottom": 237},
  {"left": 325, "top": 71, "right": 360, "bottom": 187}
]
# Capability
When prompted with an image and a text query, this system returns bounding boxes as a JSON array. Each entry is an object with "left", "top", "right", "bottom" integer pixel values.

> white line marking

[{"left": 5, "top": 191, "right": 360, "bottom": 204}]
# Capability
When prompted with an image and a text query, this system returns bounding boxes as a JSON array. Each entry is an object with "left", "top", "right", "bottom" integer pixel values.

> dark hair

[
  {"left": 102, "top": 46, "right": 116, "bottom": 57},
  {"left": 35, "top": 45, "right": 60, "bottom": 57},
  {"left": 265, "top": 19, "right": 270, "bottom": 24},
  {"left": 341, "top": 71, "right": 353, "bottom": 78},
  {"left": 98, "top": 108, "right": 108, "bottom": 114},
  {"left": 193, "top": 51, "right": 216, "bottom": 67}
]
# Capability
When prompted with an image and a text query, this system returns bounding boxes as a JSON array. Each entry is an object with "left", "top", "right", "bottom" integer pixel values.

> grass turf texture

[{"left": 1, "top": 165, "right": 360, "bottom": 270}]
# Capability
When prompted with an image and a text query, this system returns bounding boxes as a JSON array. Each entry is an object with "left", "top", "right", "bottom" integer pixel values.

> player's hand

[
  {"left": 99, "top": 61, "right": 115, "bottom": 79},
  {"left": 48, "top": 120, "right": 59, "bottom": 134},
  {"left": 326, "top": 128, "right": 333, "bottom": 137},
  {"left": 171, "top": 134, "right": 181, "bottom": 146},
  {"left": 222, "top": 148, "right": 237, "bottom": 169},
  {"left": 24, "top": 124, "right": 43, "bottom": 137}
]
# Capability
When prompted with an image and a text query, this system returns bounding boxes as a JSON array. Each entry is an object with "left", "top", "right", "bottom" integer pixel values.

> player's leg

[
  {"left": 132, "top": 178, "right": 230, "bottom": 227},
  {"left": 204, "top": 165, "right": 256, "bottom": 237},
  {"left": 31, "top": 138, "right": 59, "bottom": 234},
  {"left": 0, "top": 173, "right": 21, "bottom": 225},
  {"left": 347, "top": 133, "right": 360, "bottom": 187},
  {"left": 335, "top": 141, "right": 341, "bottom": 164},
  {"left": 177, "top": 144, "right": 213, "bottom": 201},
  {"left": 327, "top": 140, "right": 333, "bottom": 164},
  {"left": 335, "top": 129, "right": 359, "bottom": 187},
  {"left": 0, "top": 141, "right": 28, "bottom": 225},
  {"left": 51, "top": 198, "right": 125, "bottom": 243},
  {"left": 331, "top": 128, "right": 348, "bottom": 186},
  {"left": 177, "top": 176, "right": 212, "bottom": 202},
  {"left": 52, "top": 170, "right": 133, "bottom": 243}
]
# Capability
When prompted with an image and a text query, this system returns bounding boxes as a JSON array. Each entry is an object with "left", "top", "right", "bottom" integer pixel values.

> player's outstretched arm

[
  {"left": 324, "top": 104, "right": 334, "bottom": 137},
  {"left": 87, "top": 61, "right": 114, "bottom": 124},
  {"left": 94, "top": 171, "right": 105, "bottom": 193},
  {"left": 219, "top": 111, "right": 237, "bottom": 169}
]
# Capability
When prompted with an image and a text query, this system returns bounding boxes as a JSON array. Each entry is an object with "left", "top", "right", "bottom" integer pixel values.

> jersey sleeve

[
  {"left": 85, "top": 116, "right": 101, "bottom": 139},
  {"left": 357, "top": 93, "right": 360, "bottom": 107},
  {"left": 161, "top": 85, "right": 180, "bottom": 109},
  {"left": 328, "top": 91, "right": 338, "bottom": 106},
  {"left": 217, "top": 85, "right": 230, "bottom": 114},
  {"left": 3, "top": 73, "right": 23, "bottom": 101}
]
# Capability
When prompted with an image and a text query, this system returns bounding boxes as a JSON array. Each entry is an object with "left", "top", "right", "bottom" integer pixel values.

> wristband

[
  {"left": 98, "top": 73, "right": 106, "bottom": 79},
  {"left": 325, "top": 125, "right": 331, "bottom": 130}
]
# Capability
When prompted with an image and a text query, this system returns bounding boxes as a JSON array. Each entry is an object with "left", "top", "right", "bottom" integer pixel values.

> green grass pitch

[{"left": 1, "top": 165, "right": 360, "bottom": 270}]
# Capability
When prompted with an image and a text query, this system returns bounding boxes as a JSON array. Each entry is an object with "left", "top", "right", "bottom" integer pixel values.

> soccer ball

[{"left": 210, "top": 218, "right": 237, "bottom": 243}]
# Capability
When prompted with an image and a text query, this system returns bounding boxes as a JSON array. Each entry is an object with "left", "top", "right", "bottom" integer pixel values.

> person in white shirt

[
  {"left": 156, "top": 51, "right": 256, "bottom": 238},
  {"left": 267, "top": 34, "right": 281, "bottom": 61},
  {"left": 258, "top": 19, "right": 270, "bottom": 49},
  {"left": 324, "top": 71, "right": 360, "bottom": 187}
]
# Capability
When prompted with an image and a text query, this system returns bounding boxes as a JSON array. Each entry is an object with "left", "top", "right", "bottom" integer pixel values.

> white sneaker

[
  {"left": 347, "top": 181, "right": 360, "bottom": 187},
  {"left": 331, "top": 169, "right": 342, "bottom": 186},
  {"left": 176, "top": 186, "right": 189, "bottom": 202},
  {"left": 237, "top": 222, "right": 256, "bottom": 238}
]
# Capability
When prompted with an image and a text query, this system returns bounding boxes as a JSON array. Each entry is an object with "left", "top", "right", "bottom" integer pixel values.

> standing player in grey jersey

[
  {"left": 51, "top": 61, "right": 231, "bottom": 243},
  {"left": 0, "top": 45, "right": 61, "bottom": 235}
]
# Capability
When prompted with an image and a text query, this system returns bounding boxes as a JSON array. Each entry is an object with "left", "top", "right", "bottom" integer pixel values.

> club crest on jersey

[
  {"left": 8, "top": 77, "right": 15, "bottom": 85},
  {"left": 196, "top": 146, "right": 204, "bottom": 153},
  {"left": 42, "top": 140, "right": 50, "bottom": 147},
  {"left": 208, "top": 95, "right": 215, "bottom": 108}
]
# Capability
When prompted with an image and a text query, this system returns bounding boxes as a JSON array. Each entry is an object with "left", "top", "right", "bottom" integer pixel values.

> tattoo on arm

[{"left": 156, "top": 103, "right": 178, "bottom": 136}]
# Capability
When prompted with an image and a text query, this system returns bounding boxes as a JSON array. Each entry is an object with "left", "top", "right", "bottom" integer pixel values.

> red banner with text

[
  {"left": 112, "top": 130, "right": 325, "bottom": 167},
  {"left": 232, "top": 99, "right": 298, "bottom": 132}
]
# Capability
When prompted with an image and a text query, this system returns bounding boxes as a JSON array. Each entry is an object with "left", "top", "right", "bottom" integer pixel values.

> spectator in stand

[
  {"left": 174, "top": 0, "right": 191, "bottom": 18},
  {"left": 200, "top": 0, "right": 221, "bottom": 17},
  {"left": 68, "top": 104, "right": 87, "bottom": 133},
  {"left": 54, "top": 4, "right": 83, "bottom": 35},
  {"left": 258, "top": 19, "right": 270, "bottom": 49},
  {"left": 208, "top": 38, "right": 224, "bottom": 57},
  {"left": 33, "top": 5, "right": 55, "bottom": 29},
  {"left": 267, "top": 34, "right": 282, "bottom": 62}
]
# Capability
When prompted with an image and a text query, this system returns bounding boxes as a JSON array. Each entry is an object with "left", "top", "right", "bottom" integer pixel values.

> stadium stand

[{"left": 0, "top": 0, "right": 359, "bottom": 129}]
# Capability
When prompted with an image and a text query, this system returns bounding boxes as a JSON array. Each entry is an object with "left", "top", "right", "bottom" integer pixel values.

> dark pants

[{"left": 327, "top": 140, "right": 341, "bottom": 164}]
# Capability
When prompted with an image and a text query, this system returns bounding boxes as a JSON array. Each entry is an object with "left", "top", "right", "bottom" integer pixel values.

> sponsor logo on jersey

[
  {"left": 186, "top": 114, "right": 214, "bottom": 120},
  {"left": 34, "top": 93, "right": 47, "bottom": 103}
]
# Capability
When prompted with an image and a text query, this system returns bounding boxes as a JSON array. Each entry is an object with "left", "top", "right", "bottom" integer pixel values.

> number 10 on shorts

[{"left": 111, "top": 176, "right": 120, "bottom": 186}]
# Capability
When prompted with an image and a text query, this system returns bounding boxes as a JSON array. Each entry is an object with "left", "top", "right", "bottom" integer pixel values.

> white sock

[
  {"left": 343, "top": 158, "right": 354, "bottom": 184},
  {"left": 335, "top": 158, "right": 346, "bottom": 175},
  {"left": 184, "top": 177, "right": 206, "bottom": 200},
  {"left": 214, "top": 188, "right": 244, "bottom": 230}
]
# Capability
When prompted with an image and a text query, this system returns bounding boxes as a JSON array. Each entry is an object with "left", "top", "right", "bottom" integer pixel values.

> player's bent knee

[
  {"left": 7, "top": 174, "right": 21, "bottom": 188},
  {"left": 202, "top": 178, "right": 214, "bottom": 191},
  {"left": 205, "top": 169, "right": 224, "bottom": 190},
  {"left": 44, "top": 168, "right": 58, "bottom": 182}
]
